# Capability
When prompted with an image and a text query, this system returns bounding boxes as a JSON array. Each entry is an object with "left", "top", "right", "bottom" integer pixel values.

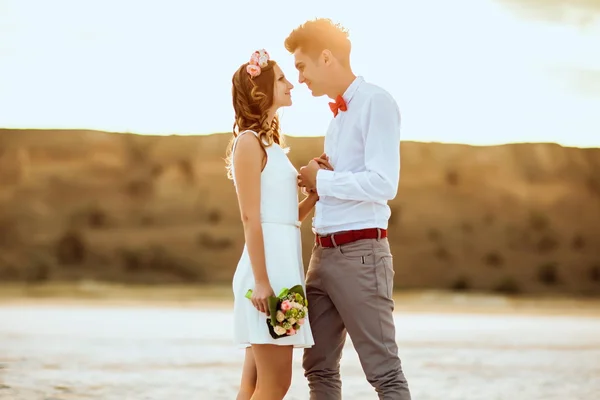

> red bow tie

[{"left": 329, "top": 95, "right": 347, "bottom": 117}]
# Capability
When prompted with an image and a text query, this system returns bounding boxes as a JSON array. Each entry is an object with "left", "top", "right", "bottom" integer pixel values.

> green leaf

[
  {"left": 286, "top": 284, "right": 306, "bottom": 299},
  {"left": 267, "top": 295, "right": 279, "bottom": 325},
  {"left": 245, "top": 284, "right": 307, "bottom": 338}
]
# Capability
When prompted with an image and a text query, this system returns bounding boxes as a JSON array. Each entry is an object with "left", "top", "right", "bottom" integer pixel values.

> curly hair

[{"left": 225, "top": 59, "right": 285, "bottom": 179}]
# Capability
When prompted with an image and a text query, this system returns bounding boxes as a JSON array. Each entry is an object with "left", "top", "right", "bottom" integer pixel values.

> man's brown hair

[{"left": 284, "top": 18, "right": 351, "bottom": 65}]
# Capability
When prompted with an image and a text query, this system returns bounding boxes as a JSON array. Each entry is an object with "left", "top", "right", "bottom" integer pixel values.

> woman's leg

[
  {"left": 251, "top": 344, "right": 293, "bottom": 400},
  {"left": 237, "top": 347, "right": 257, "bottom": 400}
]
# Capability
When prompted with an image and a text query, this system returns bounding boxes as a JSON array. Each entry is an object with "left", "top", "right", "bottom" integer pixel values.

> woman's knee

[
  {"left": 252, "top": 344, "right": 293, "bottom": 399},
  {"left": 260, "top": 370, "right": 291, "bottom": 398},
  {"left": 275, "top": 373, "right": 292, "bottom": 395}
]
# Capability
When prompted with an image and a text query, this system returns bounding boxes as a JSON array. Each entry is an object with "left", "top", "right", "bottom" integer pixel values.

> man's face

[{"left": 293, "top": 49, "right": 327, "bottom": 97}]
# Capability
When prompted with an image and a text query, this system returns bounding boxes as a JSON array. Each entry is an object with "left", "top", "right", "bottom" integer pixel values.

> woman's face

[{"left": 271, "top": 64, "right": 294, "bottom": 109}]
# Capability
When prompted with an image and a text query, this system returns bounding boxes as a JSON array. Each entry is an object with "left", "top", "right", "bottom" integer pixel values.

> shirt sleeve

[{"left": 316, "top": 92, "right": 401, "bottom": 202}]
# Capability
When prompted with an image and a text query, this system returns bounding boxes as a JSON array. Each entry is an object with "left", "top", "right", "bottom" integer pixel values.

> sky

[{"left": 0, "top": 0, "right": 599, "bottom": 147}]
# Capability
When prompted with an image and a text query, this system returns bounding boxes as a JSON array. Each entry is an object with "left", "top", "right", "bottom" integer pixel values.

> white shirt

[{"left": 313, "top": 76, "right": 401, "bottom": 235}]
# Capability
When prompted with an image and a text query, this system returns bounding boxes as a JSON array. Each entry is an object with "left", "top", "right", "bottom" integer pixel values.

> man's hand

[
  {"left": 313, "top": 156, "right": 333, "bottom": 171},
  {"left": 315, "top": 152, "right": 330, "bottom": 164},
  {"left": 298, "top": 153, "right": 334, "bottom": 195},
  {"left": 298, "top": 159, "right": 320, "bottom": 191}
]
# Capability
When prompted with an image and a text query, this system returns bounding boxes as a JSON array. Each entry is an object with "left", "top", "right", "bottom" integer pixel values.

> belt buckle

[
  {"left": 327, "top": 233, "right": 338, "bottom": 247},
  {"left": 316, "top": 234, "right": 325, "bottom": 247}
]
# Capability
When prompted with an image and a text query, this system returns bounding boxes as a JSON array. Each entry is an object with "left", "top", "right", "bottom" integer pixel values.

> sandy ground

[{"left": 1, "top": 284, "right": 599, "bottom": 400}]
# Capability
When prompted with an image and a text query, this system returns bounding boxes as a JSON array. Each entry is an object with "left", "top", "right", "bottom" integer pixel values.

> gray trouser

[{"left": 302, "top": 236, "right": 411, "bottom": 400}]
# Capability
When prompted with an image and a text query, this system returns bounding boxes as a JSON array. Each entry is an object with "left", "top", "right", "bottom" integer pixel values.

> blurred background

[{"left": 1, "top": 0, "right": 599, "bottom": 399}]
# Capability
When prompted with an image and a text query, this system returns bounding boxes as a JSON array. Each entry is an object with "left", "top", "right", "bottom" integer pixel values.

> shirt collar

[{"left": 342, "top": 76, "right": 364, "bottom": 105}]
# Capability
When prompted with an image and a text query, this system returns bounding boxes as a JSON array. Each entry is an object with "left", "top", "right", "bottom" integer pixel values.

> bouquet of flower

[{"left": 245, "top": 284, "right": 308, "bottom": 339}]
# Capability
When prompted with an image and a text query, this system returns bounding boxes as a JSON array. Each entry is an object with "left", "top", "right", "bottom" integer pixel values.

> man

[{"left": 285, "top": 18, "right": 411, "bottom": 400}]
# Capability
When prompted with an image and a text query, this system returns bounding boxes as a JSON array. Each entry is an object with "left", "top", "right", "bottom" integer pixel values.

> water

[{"left": 1, "top": 304, "right": 599, "bottom": 399}]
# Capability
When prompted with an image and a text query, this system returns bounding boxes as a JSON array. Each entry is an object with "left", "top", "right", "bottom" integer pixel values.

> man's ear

[{"left": 322, "top": 49, "right": 333, "bottom": 66}]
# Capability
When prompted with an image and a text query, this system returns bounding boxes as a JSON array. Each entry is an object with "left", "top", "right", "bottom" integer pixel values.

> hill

[{"left": 1, "top": 129, "right": 599, "bottom": 295}]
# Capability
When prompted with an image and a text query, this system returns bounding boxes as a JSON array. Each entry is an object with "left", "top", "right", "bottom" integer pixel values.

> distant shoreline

[{"left": 2, "top": 282, "right": 599, "bottom": 317}]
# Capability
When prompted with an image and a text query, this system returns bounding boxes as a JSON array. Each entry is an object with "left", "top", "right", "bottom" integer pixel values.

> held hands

[
  {"left": 298, "top": 153, "right": 334, "bottom": 195},
  {"left": 314, "top": 153, "right": 334, "bottom": 171},
  {"left": 251, "top": 281, "right": 275, "bottom": 315}
]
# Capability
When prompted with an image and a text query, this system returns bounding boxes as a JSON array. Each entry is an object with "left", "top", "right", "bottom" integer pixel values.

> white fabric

[
  {"left": 313, "top": 76, "right": 402, "bottom": 235},
  {"left": 231, "top": 130, "right": 314, "bottom": 348}
]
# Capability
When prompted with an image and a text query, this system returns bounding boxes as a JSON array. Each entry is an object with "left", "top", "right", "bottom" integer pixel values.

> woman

[{"left": 226, "top": 49, "right": 317, "bottom": 400}]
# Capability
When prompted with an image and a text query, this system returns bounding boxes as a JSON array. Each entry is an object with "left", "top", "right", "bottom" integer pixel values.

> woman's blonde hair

[{"left": 225, "top": 55, "right": 285, "bottom": 179}]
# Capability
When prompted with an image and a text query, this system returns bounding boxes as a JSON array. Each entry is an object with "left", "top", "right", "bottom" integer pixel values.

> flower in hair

[
  {"left": 246, "top": 64, "right": 261, "bottom": 77},
  {"left": 246, "top": 49, "right": 270, "bottom": 78}
]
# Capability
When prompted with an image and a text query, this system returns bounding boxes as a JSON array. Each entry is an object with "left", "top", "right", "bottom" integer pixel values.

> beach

[{"left": 1, "top": 285, "right": 599, "bottom": 400}]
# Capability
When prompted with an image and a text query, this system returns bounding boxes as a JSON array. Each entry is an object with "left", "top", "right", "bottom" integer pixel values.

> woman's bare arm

[
  {"left": 232, "top": 134, "right": 272, "bottom": 313},
  {"left": 299, "top": 192, "right": 318, "bottom": 222}
]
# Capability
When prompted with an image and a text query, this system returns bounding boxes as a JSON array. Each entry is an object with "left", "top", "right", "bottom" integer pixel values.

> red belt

[{"left": 315, "top": 228, "right": 387, "bottom": 248}]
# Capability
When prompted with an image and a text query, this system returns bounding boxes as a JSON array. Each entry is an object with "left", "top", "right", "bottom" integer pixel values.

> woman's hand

[
  {"left": 298, "top": 153, "right": 333, "bottom": 197},
  {"left": 301, "top": 185, "right": 319, "bottom": 198},
  {"left": 251, "top": 281, "right": 275, "bottom": 315}
]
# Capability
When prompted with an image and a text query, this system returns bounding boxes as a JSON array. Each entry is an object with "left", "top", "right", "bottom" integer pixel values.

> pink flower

[
  {"left": 281, "top": 300, "right": 292, "bottom": 311},
  {"left": 287, "top": 327, "right": 296, "bottom": 336},
  {"left": 246, "top": 64, "right": 261, "bottom": 77},
  {"left": 297, "top": 318, "right": 305, "bottom": 325},
  {"left": 246, "top": 49, "right": 269, "bottom": 77}
]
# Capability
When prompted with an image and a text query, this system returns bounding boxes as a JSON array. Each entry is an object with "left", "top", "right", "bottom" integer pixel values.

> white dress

[{"left": 231, "top": 130, "right": 315, "bottom": 349}]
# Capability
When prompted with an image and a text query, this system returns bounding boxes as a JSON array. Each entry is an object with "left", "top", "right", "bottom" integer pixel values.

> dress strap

[{"left": 231, "top": 130, "right": 259, "bottom": 156}]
